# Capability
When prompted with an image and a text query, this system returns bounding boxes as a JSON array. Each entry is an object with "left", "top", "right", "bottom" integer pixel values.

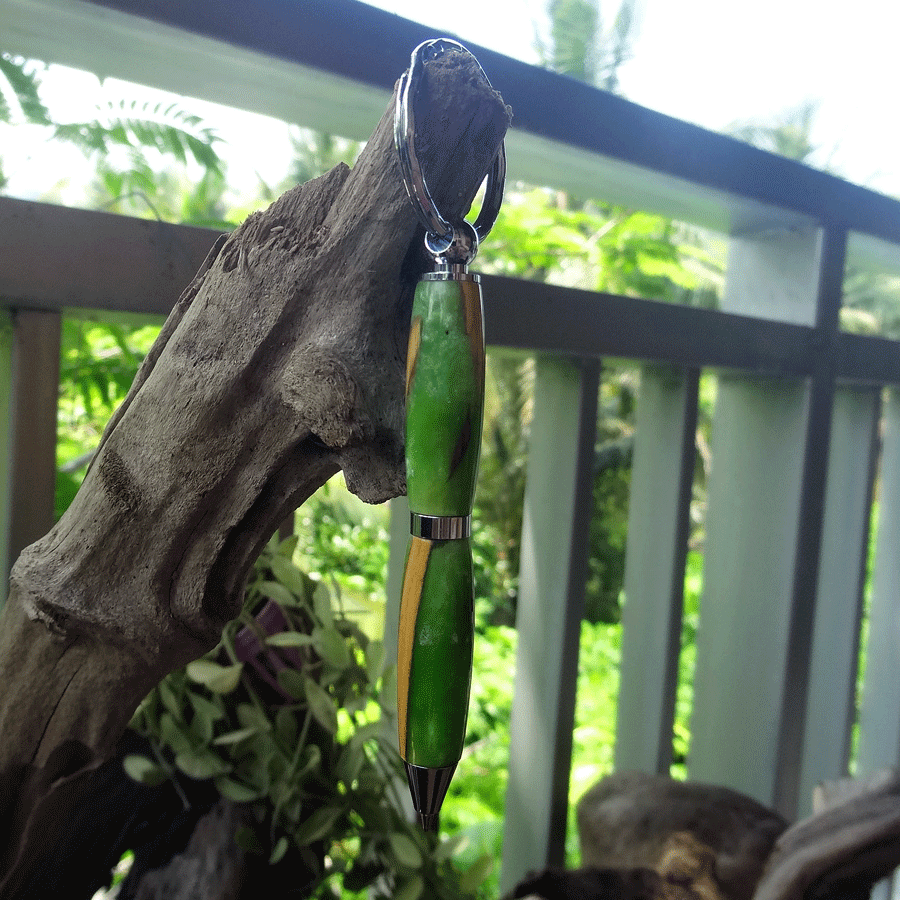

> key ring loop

[{"left": 394, "top": 38, "right": 506, "bottom": 258}]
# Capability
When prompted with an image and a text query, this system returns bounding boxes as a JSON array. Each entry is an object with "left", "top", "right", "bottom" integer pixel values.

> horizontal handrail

[
  {"left": 4, "top": 196, "right": 900, "bottom": 386},
  {"left": 5, "top": 0, "right": 900, "bottom": 241}
]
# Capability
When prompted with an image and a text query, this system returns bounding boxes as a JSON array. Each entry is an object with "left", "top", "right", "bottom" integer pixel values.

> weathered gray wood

[
  {"left": 754, "top": 773, "right": 900, "bottom": 900},
  {"left": 577, "top": 771, "right": 787, "bottom": 900},
  {"left": 0, "top": 198, "right": 217, "bottom": 316},
  {"left": 0, "top": 50, "right": 509, "bottom": 898},
  {"left": 0, "top": 314, "right": 11, "bottom": 593},
  {"left": 500, "top": 357, "right": 599, "bottom": 894},
  {"left": 615, "top": 365, "right": 698, "bottom": 774}
]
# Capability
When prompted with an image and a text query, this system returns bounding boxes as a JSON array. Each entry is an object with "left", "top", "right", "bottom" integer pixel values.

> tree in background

[
  {"left": 476, "top": 0, "right": 721, "bottom": 625},
  {"left": 535, "top": 0, "right": 638, "bottom": 92},
  {"left": 728, "top": 100, "right": 900, "bottom": 338}
]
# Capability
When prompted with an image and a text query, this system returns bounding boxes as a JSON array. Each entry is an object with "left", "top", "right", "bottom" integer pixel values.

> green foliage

[
  {"left": 293, "top": 477, "right": 390, "bottom": 630},
  {"left": 0, "top": 54, "right": 50, "bottom": 126},
  {"left": 56, "top": 318, "right": 161, "bottom": 518},
  {"left": 58, "top": 98, "right": 228, "bottom": 224},
  {"left": 54, "top": 99, "right": 221, "bottom": 171},
  {"left": 128, "top": 537, "right": 492, "bottom": 899},
  {"left": 535, "top": 0, "right": 638, "bottom": 92},
  {"left": 0, "top": 54, "right": 51, "bottom": 188}
]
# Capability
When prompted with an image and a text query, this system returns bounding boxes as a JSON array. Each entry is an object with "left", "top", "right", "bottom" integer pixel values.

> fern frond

[
  {"left": 54, "top": 97, "right": 223, "bottom": 174},
  {"left": 0, "top": 54, "right": 51, "bottom": 125}
]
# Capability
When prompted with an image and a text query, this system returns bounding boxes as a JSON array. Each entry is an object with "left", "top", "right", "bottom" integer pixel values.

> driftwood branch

[
  {"left": 512, "top": 771, "right": 900, "bottom": 900},
  {"left": 0, "top": 49, "right": 509, "bottom": 898},
  {"left": 754, "top": 773, "right": 900, "bottom": 900}
]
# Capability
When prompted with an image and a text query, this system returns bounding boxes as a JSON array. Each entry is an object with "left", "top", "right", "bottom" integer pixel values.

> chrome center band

[
  {"left": 410, "top": 513, "right": 471, "bottom": 540},
  {"left": 422, "top": 269, "right": 480, "bottom": 283}
]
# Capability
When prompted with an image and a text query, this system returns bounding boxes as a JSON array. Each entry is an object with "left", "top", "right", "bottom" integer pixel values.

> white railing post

[
  {"left": 797, "top": 386, "right": 879, "bottom": 816},
  {"left": 688, "top": 227, "right": 823, "bottom": 811},
  {"left": 857, "top": 389, "right": 900, "bottom": 770},
  {"left": 500, "top": 356, "right": 599, "bottom": 894},
  {"left": 615, "top": 364, "right": 698, "bottom": 774}
]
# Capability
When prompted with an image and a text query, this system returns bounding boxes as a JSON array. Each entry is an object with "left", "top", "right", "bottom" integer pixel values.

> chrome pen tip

[
  {"left": 404, "top": 761, "right": 456, "bottom": 832},
  {"left": 417, "top": 811, "right": 440, "bottom": 832}
]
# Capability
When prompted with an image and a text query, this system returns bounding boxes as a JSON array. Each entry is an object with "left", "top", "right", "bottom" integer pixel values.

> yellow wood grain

[
  {"left": 405, "top": 315, "right": 422, "bottom": 400},
  {"left": 461, "top": 281, "right": 485, "bottom": 394},
  {"left": 396, "top": 535, "right": 431, "bottom": 758}
]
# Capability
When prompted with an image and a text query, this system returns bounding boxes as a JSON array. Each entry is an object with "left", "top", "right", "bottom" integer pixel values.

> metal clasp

[{"left": 394, "top": 38, "right": 506, "bottom": 267}]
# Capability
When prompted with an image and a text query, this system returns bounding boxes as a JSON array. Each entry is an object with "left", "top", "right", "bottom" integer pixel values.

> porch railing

[{"left": 4, "top": 0, "right": 900, "bottom": 894}]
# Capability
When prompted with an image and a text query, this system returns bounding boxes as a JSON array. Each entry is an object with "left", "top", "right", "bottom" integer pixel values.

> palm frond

[
  {"left": 54, "top": 97, "right": 223, "bottom": 174},
  {"left": 0, "top": 54, "right": 51, "bottom": 125}
]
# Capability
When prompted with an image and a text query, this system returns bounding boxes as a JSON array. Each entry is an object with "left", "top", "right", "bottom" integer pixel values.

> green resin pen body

[
  {"left": 397, "top": 267, "right": 484, "bottom": 831},
  {"left": 393, "top": 37, "right": 505, "bottom": 831}
]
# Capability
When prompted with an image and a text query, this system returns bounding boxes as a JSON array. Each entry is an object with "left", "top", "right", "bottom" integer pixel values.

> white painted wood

[
  {"left": 500, "top": 357, "right": 597, "bottom": 894},
  {"left": 857, "top": 390, "right": 900, "bottom": 773},
  {"left": 688, "top": 228, "right": 822, "bottom": 807},
  {"left": 615, "top": 365, "right": 695, "bottom": 774},
  {"left": 725, "top": 226, "right": 822, "bottom": 325},
  {"left": 688, "top": 375, "right": 808, "bottom": 804},
  {"left": 1, "top": 0, "right": 816, "bottom": 237},
  {"left": 797, "top": 387, "right": 878, "bottom": 817}
]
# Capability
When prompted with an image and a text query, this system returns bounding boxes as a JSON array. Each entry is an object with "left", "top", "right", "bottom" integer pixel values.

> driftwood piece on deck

[
  {"left": 754, "top": 772, "right": 900, "bottom": 900},
  {"left": 0, "top": 48, "right": 509, "bottom": 898},
  {"left": 576, "top": 772, "right": 788, "bottom": 900}
]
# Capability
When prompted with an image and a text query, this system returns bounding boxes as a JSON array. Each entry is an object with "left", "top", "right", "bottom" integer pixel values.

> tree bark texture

[{"left": 0, "top": 49, "right": 509, "bottom": 898}]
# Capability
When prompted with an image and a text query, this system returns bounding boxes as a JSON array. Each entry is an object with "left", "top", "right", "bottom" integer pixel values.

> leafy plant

[{"left": 126, "top": 536, "right": 492, "bottom": 899}]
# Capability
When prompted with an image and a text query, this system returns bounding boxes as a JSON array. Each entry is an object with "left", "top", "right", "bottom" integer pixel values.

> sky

[
  {"left": 2, "top": 0, "right": 898, "bottom": 202},
  {"left": 363, "top": 0, "right": 898, "bottom": 195}
]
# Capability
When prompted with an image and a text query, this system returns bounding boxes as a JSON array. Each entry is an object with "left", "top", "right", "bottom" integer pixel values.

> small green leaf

[
  {"left": 212, "top": 726, "right": 258, "bottom": 746},
  {"left": 276, "top": 533, "right": 299, "bottom": 557},
  {"left": 259, "top": 580, "right": 298, "bottom": 608},
  {"left": 349, "top": 721, "right": 382, "bottom": 749},
  {"left": 266, "top": 632, "right": 315, "bottom": 648},
  {"left": 294, "top": 805, "right": 343, "bottom": 845},
  {"left": 296, "top": 744, "right": 323, "bottom": 780},
  {"left": 122, "top": 754, "right": 167, "bottom": 787},
  {"left": 269, "top": 835, "right": 289, "bottom": 865},
  {"left": 237, "top": 702, "right": 272, "bottom": 733},
  {"left": 458, "top": 854, "right": 494, "bottom": 893},
  {"left": 388, "top": 832, "right": 423, "bottom": 870},
  {"left": 277, "top": 669, "right": 306, "bottom": 700},
  {"left": 160, "top": 712, "right": 194, "bottom": 756},
  {"left": 275, "top": 707, "right": 298, "bottom": 747},
  {"left": 336, "top": 741, "right": 363, "bottom": 786},
  {"left": 304, "top": 678, "right": 338, "bottom": 734},
  {"left": 175, "top": 748, "right": 231, "bottom": 780},
  {"left": 315, "top": 626, "right": 351, "bottom": 670},
  {"left": 191, "top": 694, "right": 224, "bottom": 724},
  {"left": 158, "top": 679, "right": 182, "bottom": 716},
  {"left": 394, "top": 875, "right": 424, "bottom": 900},
  {"left": 312, "top": 581, "right": 333, "bottom": 625},
  {"left": 186, "top": 660, "right": 243, "bottom": 694},
  {"left": 214, "top": 776, "right": 263, "bottom": 803},
  {"left": 270, "top": 553, "right": 310, "bottom": 598},
  {"left": 234, "top": 825, "right": 264, "bottom": 854}
]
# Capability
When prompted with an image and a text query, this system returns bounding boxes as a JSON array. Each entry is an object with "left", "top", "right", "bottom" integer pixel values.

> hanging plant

[{"left": 126, "top": 535, "right": 491, "bottom": 899}]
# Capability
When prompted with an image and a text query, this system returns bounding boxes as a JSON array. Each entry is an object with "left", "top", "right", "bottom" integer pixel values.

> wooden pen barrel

[{"left": 397, "top": 275, "right": 485, "bottom": 768}]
